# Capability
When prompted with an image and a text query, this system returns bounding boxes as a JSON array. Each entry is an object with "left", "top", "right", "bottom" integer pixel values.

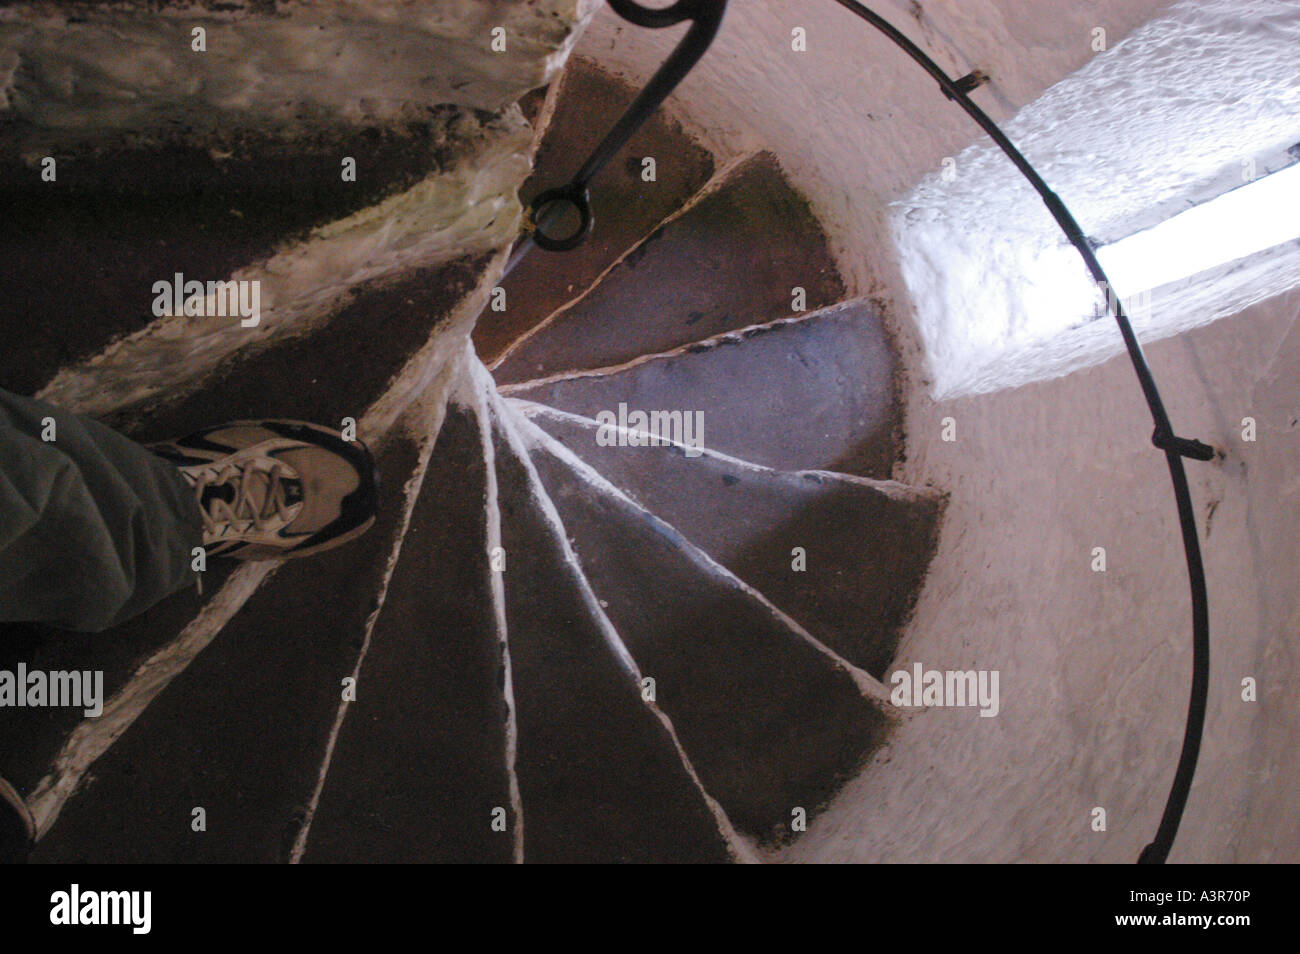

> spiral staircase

[{"left": 0, "top": 10, "right": 946, "bottom": 862}]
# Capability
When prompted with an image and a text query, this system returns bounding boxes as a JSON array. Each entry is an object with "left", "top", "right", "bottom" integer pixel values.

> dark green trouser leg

[{"left": 0, "top": 388, "right": 202, "bottom": 632}]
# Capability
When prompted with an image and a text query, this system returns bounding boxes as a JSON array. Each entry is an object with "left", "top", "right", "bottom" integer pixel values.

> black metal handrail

[
  {"left": 506, "top": 0, "right": 728, "bottom": 271},
  {"left": 513, "top": 0, "right": 1213, "bottom": 864},
  {"left": 826, "top": 1, "right": 1214, "bottom": 865}
]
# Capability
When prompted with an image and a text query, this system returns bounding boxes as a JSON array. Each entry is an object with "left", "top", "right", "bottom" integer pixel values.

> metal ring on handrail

[
  {"left": 607, "top": 0, "right": 700, "bottom": 29},
  {"left": 499, "top": 0, "right": 727, "bottom": 272},
  {"left": 529, "top": 185, "right": 594, "bottom": 252}
]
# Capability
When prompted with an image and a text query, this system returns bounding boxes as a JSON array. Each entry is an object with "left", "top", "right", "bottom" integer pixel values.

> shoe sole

[{"left": 271, "top": 512, "right": 378, "bottom": 561}]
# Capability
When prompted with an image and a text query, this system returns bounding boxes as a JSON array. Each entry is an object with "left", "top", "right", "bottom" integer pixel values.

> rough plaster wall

[
  {"left": 573, "top": 0, "right": 1177, "bottom": 309},
  {"left": 781, "top": 288, "right": 1300, "bottom": 864},
  {"left": 576, "top": 1, "right": 1297, "bottom": 862},
  {"left": 895, "top": 0, "right": 1300, "bottom": 400}
]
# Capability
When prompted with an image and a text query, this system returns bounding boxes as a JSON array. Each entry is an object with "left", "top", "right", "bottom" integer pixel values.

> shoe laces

[{"left": 189, "top": 457, "right": 296, "bottom": 537}]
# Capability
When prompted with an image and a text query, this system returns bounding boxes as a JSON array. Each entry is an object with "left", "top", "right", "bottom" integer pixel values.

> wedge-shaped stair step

[
  {"left": 523, "top": 429, "right": 892, "bottom": 845},
  {"left": 300, "top": 402, "right": 514, "bottom": 863},
  {"left": 31, "top": 427, "right": 429, "bottom": 862},
  {"left": 473, "top": 58, "right": 715, "bottom": 365},
  {"left": 516, "top": 402, "right": 943, "bottom": 678},
  {"left": 0, "top": 563, "right": 240, "bottom": 806},
  {"left": 1, "top": 112, "right": 515, "bottom": 401},
  {"left": 493, "top": 151, "right": 845, "bottom": 384},
  {"left": 504, "top": 301, "right": 900, "bottom": 479},
  {"left": 108, "top": 256, "right": 491, "bottom": 443},
  {"left": 30, "top": 108, "right": 531, "bottom": 420},
  {"left": 492, "top": 409, "right": 733, "bottom": 863}
]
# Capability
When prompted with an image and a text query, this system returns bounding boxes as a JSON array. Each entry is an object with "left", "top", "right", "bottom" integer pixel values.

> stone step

[
  {"left": 31, "top": 435, "right": 423, "bottom": 861},
  {"left": 502, "top": 301, "right": 902, "bottom": 479},
  {"left": 489, "top": 394, "right": 735, "bottom": 863},
  {"left": 3, "top": 258, "right": 494, "bottom": 837},
  {"left": 100, "top": 255, "right": 496, "bottom": 446},
  {"left": 0, "top": 566, "right": 241, "bottom": 810},
  {"left": 0, "top": 0, "right": 585, "bottom": 158},
  {"left": 299, "top": 395, "right": 515, "bottom": 864},
  {"left": 26, "top": 357, "right": 468, "bottom": 861},
  {"left": 514, "top": 401, "right": 944, "bottom": 678},
  {"left": 516, "top": 414, "right": 893, "bottom": 845},
  {"left": 473, "top": 57, "right": 715, "bottom": 365},
  {"left": 492, "top": 151, "right": 846, "bottom": 385},
  {"left": 2, "top": 110, "right": 529, "bottom": 405}
]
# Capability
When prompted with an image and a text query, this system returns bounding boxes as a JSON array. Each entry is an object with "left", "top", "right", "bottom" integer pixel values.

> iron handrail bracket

[
  {"left": 828, "top": 0, "right": 1214, "bottom": 864},
  {"left": 508, "top": 0, "right": 728, "bottom": 269}
]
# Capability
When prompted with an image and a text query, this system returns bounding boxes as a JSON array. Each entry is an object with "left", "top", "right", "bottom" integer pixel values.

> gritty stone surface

[
  {"left": 33, "top": 110, "right": 531, "bottom": 418},
  {"left": 0, "top": 115, "right": 488, "bottom": 396},
  {"left": 492, "top": 417, "right": 734, "bottom": 863},
  {"left": 473, "top": 57, "right": 715, "bottom": 365},
  {"left": 0, "top": 0, "right": 599, "bottom": 155},
  {"left": 301, "top": 403, "right": 514, "bottom": 864},
  {"left": 528, "top": 440, "right": 893, "bottom": 845},
  {"left": 521, "top": 403, "right": 942, "bottom": 677},
  {"left": 30, "top": 433, "right": 423, "bottom": 862},
  {"left": 103, "top": 255, "right": 491, "bottom": 442},
  {"left": 0, "top": 562, "right": 237, "bottom": 799},
  {"left": 507, "top": 302, "right": 902, "bottom": 479},
  {"left": 494, "top": 152, "right": 845, "bottom": 383}
]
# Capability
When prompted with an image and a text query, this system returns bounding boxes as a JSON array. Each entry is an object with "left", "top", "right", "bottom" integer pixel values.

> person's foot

[
  {"left": 152, "top": 420, "right": 379, "bottom": 560},
  {"left": 0, "top": 776, "right": 35, "bottom": 863}
]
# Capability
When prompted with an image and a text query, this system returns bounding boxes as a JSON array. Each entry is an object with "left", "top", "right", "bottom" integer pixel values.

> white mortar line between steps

[
  {"left": 508, "top": 398, "right": 941, "bottom": 503},
  {"left": 468, "top": 357, "right": 527, "bottom": 865},
  {"left": 487, "top": 381, "right": 759, "bottom": 864},
  {"left": 496, "top": 297, "right": 872, "bottom": 395},
  {"left": 510, "top": 407, "right": 896, "bottom": 707},
  {"left": 487, "top": 151, "right": 758, "bottom": 373},
  {"left": 287, "top": 352, "right": 471, "bottom": 864}
]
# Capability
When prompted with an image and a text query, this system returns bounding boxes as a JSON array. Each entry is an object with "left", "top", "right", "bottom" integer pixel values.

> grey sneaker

[{"left": 151, "top": 420, "right": 379, "bottom": 560}]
